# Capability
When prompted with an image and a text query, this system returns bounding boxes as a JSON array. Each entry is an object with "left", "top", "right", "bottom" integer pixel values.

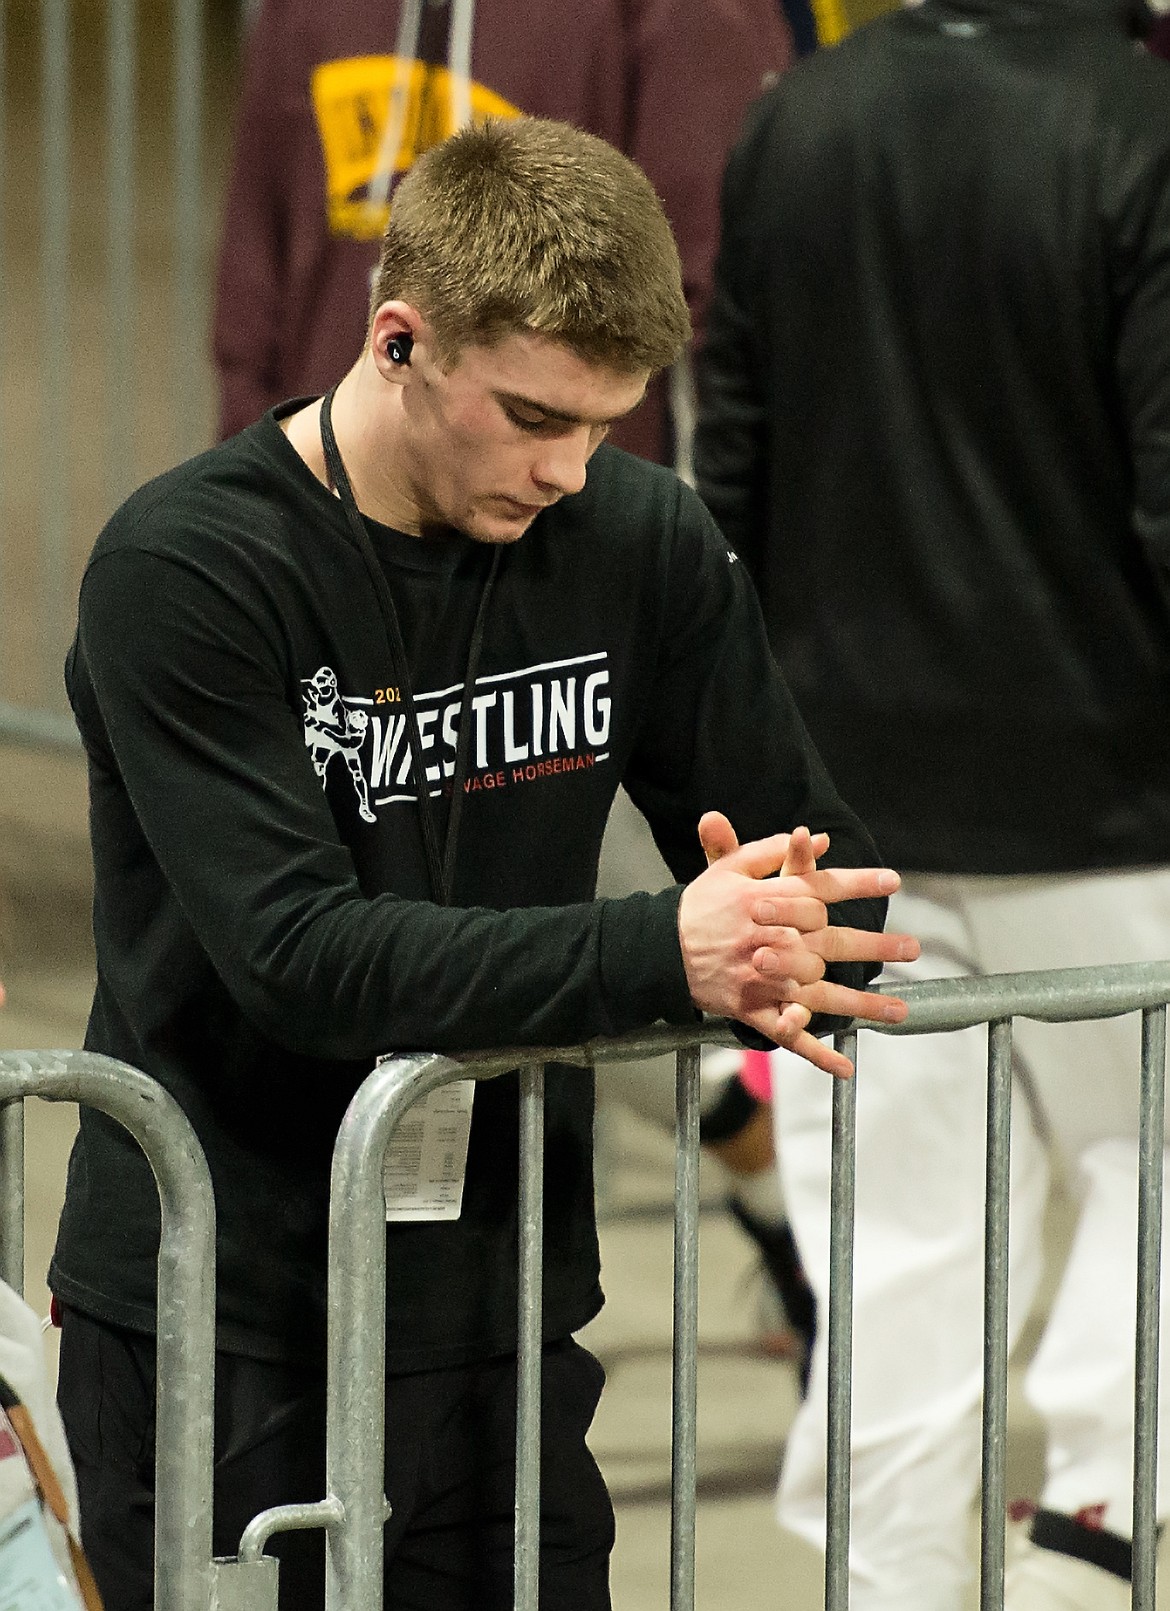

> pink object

[{"left": 738, "top": 1049, "right": 774, "bottom": 1102}]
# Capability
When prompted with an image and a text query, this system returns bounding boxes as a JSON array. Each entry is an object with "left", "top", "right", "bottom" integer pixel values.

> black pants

[{"left": 57, "top": 1308, "right": 614, "bottom": 1611}]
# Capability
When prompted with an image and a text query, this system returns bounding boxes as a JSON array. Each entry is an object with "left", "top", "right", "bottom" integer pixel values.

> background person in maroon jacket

[{"left": 211, "top": 0, "right": 792, "bottom": 467}]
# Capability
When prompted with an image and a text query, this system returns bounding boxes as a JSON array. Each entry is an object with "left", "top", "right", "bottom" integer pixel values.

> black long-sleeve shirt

[
  {"left": 51, "top": 407, "right": 883, "bottom": 1367},
  {"left": 696, "top": 0, "right": 1170, "bottom": 875}
]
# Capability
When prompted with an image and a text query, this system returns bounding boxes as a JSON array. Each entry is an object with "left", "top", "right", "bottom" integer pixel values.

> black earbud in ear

[{"left": 386, "top": 334, "right": 413, "bottom": 365}]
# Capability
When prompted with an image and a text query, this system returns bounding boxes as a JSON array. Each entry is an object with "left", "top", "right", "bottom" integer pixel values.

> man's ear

[{"left": 370, "top": 301, "right": 424, "bottom": 382}]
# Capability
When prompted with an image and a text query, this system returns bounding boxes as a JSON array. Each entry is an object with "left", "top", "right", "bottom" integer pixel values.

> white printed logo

[
  {"left": 301, "top": 665, "right": 377, "bottom": 823},
  {"left": 300, "top": 652, "right": 613, "bottom": 822}
]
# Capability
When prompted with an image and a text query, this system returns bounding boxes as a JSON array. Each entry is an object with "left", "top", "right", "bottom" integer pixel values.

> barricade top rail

[
  {"left": 408, "top": 961, "right": 1170, "bottom": 1081},
  {"left": 322, "top": 961, "right": 1170, "bottom": 1611},
  {"left": 442, "top": 1019, "right": 745, "bottom": 1079},
  {"left": 872, "top": 959, "right": 1170, "bottom": 1035},
  {"left": 4, "top": 964, "right": 1168, "bottom": 1611},
  {"left": 0, "top": 1048, "right": 210, "bottom": 1144}
]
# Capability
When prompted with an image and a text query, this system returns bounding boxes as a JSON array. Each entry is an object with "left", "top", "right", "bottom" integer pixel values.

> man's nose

[{"left": 533, "top": 429, "right": 591, "bottom": 496}]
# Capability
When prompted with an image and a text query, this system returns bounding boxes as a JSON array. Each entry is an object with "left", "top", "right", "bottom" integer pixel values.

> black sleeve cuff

[{"left": 598, "top": 884, "right": 696, "bottom": 1034}]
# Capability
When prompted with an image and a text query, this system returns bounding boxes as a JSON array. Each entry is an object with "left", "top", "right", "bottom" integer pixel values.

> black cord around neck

[{"left": 319, "top": 387, "right": 500, "bottom": 905}]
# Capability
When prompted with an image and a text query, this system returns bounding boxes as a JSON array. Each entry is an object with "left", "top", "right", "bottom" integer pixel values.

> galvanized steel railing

[
  {"left": 1, "top": 959, "right": 1167, "bottom": 1609},
  {"left": 833, "top": 960, "right": 1170, "bottom": 1611},
  {"left": 234, "top": 1024, "right": 732, "bottom": 1611},
  {"left": 0, "top": 1050, "right": 217, "bottom": 1611},
  {"left": 0, "top": 1024, "right": 735, "bottom": 1611},
  {"left": 236, "top": 961, "right": 1170, "bottom": 1611}
]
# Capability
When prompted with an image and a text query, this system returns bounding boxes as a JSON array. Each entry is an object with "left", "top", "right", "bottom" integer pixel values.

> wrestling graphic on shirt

[
  {"left": 299, "top": 653, "right": 612, "bottom": 821},
  {"left": 301, "top": 665, "right": 378, "bottom": 822}
]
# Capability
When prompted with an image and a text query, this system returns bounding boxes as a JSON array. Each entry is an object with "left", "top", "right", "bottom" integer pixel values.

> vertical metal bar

[
  {"left": 41, "top": 0, "right": 71, "bottom": 705},
  {"left": 0, "top": 1053, "right": 217, "bottom": 1611},
  {"left": 1132, "top": 1005, "right": 1165, "bottom": 1611},
  {"left": 152, "top": 1150, "right": 217, "bottom": 1611},
  {"left": 0, "top": 1101, "right": 25, "bottom": 1295},
  {"left": 825, "top": 1032, "right": 857, "bottom": 1611},
  {"left": 107, "top": 0, "right": 137, "bottom": 506},
  {"left": 327, "top": 1054, "right": 462, "bottom": 1611},
  {"left": 514, "top": 1062, "right": 545, "bottom": 1611},
  {"left": 980, "top": 1019, "right": 1013, "bottom": 1611},
  {"left": 670, "top": 1045, "right": 701, "bottom": 1611},
  {"left": 172, "top": 0, "right": 204, "bottom": 460}
]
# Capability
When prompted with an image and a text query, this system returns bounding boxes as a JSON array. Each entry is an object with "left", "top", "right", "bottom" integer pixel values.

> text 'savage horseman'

[{"left": 300, "top": 652, "right": 612, "bottom": 819}]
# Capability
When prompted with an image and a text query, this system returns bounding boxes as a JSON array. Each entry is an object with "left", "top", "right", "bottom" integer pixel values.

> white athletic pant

[{"left": 772, "top": 869, "right": 1170, "bottom": 1611}]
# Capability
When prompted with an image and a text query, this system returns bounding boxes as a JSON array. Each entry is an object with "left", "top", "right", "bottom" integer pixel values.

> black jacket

[
  {"left": 696, "top": 0, "right": 1170, "bottom": 874},
  {"left": 52, "top": 409, "right": 883, "bottom": 1367}
]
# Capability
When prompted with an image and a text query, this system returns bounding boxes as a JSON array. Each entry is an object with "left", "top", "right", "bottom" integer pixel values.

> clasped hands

[{"left": 677, "top": 812, "right": 921, "bottom": 1077}]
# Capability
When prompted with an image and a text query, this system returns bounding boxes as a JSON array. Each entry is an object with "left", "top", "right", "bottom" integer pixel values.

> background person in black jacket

[{"left": 695, "top": 1, "right": 1170, "bottom": 1608}]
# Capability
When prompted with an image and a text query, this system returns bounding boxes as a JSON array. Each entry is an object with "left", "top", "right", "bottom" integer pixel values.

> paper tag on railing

[
  {"left": 0, "top": 1498, "right": 83, "bottom": 1609},
  {"left": 376, "top": 1061, "right": 475, "bottom": 1222}
]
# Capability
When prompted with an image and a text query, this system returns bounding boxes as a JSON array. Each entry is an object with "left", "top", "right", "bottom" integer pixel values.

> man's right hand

[{"left": 677, "top": 813, "right": 920, "bottom": 1077}]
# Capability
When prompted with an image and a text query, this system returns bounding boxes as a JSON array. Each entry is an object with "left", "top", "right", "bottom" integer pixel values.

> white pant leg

[
  {"left": 964, "top": 867, "right": 1170, "bottom": 1534},
  {"left": 1021, "top": 1138, "right": 1170, "bottom": 1531},
  {"left": 968, "top": 868, "right": 1170, "bottom": 1159},
  {"left": 774, "top": 878, "right": 1050, "bottom": 1611}
]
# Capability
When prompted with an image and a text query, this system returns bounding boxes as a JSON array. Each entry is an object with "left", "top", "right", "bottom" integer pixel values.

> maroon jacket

[
  {"left": 1150, "top": 14, "right": 1170, "bottom": 57},
  {"left": 212, "top": 0, "right": 792, "bottom": 463}
]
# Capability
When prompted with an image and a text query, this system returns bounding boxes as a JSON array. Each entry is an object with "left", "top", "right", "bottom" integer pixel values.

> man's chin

[
  {"left": 466, "top": 505, "right": 543, "bottom": 544},
  {"left": 420, "top": 509, "right": 536, "bottom": 545}
]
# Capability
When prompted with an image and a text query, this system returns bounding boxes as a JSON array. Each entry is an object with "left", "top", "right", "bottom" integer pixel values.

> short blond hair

[{"left": 369, "top": 117, "right": 691, "bottom": 373}]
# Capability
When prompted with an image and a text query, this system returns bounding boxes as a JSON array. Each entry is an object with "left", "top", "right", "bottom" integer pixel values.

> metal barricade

[
  {"left": 825, "top": 961, "right": 1170, "bottom": 1611},
  {"left": 3, "top": 959, "right": 1167, "bottom": 1609},
  {"left": 238, "top": 962, "right": 1168, "bottom": 1611},
  {"left": 0, "top": 1024, "right": 732, "bottom": 1611},
  {"left": 219, "top": 1023, "right": 732, "bottom": 1611},
  {"left": 0, "top": 1050, "right": 218, "bottom": 1611}
]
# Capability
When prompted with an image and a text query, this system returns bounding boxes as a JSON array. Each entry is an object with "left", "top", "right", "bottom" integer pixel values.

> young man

[
  {"left": 214, "top": 0, "right": 817, "bottom": 1346},
  {"left": 53, "top": 118, "right": 915, "bottom": 1611}
]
